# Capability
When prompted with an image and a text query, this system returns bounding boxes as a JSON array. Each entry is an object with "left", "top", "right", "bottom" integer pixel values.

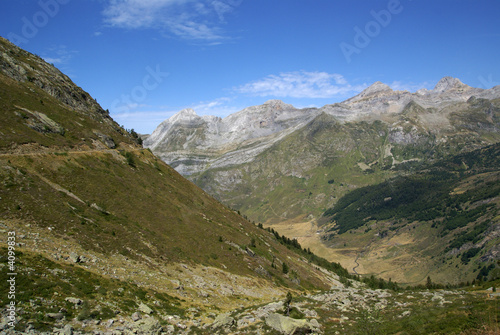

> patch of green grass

[{"left": 0, "top": 248, "right": 185, "bottom": 331}]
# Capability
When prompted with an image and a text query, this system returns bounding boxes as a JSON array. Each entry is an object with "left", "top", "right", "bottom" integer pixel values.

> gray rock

[
  {"left": 309, "top": 318, "right": 320, "bottom": 329},
  {"left": 61, "top": 324, "right": 73, "bottom": 335},
  {"left": 105, "top": 319, "right": 114, "bottom": 328},
  {"left": 65, "top": 297, "right": 82, "bottom": 305},
  {"left": 47, "top": 312, "right": 64, "bottom": 320},
  {"left": 246, "top": 247, "right": 256, "bottom": 257},
  {"left": 94, "top": 132, "right": 116, "bottom": 149},
  {"left": 211, "top": 312, "right": 235, "bottom": 329},
  {"left": 138, "top": 303, "right": 153, "bottom": 315},
  {"left": 265, "top": 313, "right": 312, "bottom": 335},
  {"left": 69, "top": 252, "right": 80, "bottom": 263},
  {"left": 164, "top": 325, "right": 175, "bottom": 334},
  {"left": 131, "top": 312, "right": 141, "bottom": 322}
]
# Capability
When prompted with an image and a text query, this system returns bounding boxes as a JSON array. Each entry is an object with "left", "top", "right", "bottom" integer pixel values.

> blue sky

[{"left": 1, "top": 0, "right": 500, "bottom": 134}]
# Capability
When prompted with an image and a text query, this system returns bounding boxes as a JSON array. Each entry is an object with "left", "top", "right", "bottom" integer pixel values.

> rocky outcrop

[
  {"left": 265, "top": 313, "right": 314, "bottom": 334},
  {"left": 0, "top": 37, "right": 109, "bottom": 118}
]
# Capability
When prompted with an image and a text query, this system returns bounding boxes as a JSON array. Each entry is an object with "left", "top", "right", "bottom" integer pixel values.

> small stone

[
  {"left": 138, "top": 303, "right": 153, "bottom": 315},
  {"left": 65, "top": 297, "right": 82, "bottom": 305},
  {"left": 69, "top": 252, "right": 80, "bottom": 263},
  {"left": 47, "top": 312, "right": 64, "bottom": 320},
  {"left": 131, "top": 312, "right": 142, "bottom": 322},
  {"left": 61, "top": 324, "right": 73, "bottom": 335}
]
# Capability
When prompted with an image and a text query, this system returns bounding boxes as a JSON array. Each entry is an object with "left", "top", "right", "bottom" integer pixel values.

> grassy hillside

[{"left": 320, "top": 143, "right": 500, "bottom": 284}]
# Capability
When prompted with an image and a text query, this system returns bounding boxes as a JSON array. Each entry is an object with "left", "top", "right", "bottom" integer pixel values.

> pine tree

[
  {"left": 282, "top": 262, "right": 289, "bottom": 274},
  {"left": 284, "top": 292, "right": 292, "bottom": 316}
]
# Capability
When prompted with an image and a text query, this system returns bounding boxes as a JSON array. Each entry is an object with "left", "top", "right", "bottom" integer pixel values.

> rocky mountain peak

[
  {"left": 364, "top": 81, "right": 393, "bottom": 94},
  {"left": 433, "top": 76, "right": 469, "bottom": 93},
  {"left": 170, "top": 108, "right": 198, "bottom": 121},
  {"left": 262, "top": 99, "right": 295, "bottom": 110},
  {"left": 346, "top": 81, "right": 393, "bottom": 103}
]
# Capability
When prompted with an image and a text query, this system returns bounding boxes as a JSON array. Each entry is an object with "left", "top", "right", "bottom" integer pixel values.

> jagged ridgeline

[{"left": 0, "top": 36, "right": 357, "bottom": 333}]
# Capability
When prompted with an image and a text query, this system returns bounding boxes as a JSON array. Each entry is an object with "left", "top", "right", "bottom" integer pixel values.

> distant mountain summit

[
  {"left": 145, "top": 75, "right": 500, "bottom": 221},
  {"left": 433, "top": 76, "right": 469, "bottom": 93},
  {"left": 346, "top": 81, "right": 393, "bottom": 102}
]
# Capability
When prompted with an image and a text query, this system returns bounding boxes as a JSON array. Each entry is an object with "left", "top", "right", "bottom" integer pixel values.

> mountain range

[{"left": 145, "top": 77, "right": 499, "bottom": 177}]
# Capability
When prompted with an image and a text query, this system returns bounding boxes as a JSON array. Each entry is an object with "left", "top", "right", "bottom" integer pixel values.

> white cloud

[
  {"left": 190, "top": 97, "right": 240, "bottom": 116},
  {"left": 389, "top": 80, "right": 433, "bottom": 92},
  {"left": 42, "top": 45, "right": 77, "bottom": 65},
  {"left": 101, "top": 0, "right": 241, "bottom": 41},
  {"left": 235, "top": 71, "right": 367, "bottom": 99},
  {"left": 112, "top": 109, "right": 179, "bottom": 133}
]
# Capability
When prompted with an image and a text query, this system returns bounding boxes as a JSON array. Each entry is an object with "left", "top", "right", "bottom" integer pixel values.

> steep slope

[{"left": 0, "top": 37, "right": 347, "bottom": 333}]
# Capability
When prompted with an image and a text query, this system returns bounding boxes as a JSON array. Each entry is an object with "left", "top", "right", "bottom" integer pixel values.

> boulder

[
  {"left": 60, "top": 324, "right": 73, "bottom": 335},
  {"left": 265, "top": 313, "right": 312, "bottom": 335},
  {"left": 138, "top": 303, "right": 153, "bottom": 315},
  {"left": 69, "top": 252, "right": 80, "bottom": 263},
  {"left": 131, "top": 312, "right": 142, "bottom": 322},
  {"left": 133, "top": 317, "right": 162, "bottom": 335},
  {"left": 211, "top": 312, "right": 235, "bottom": 329},
  {"left": 65, "top": 297, "right": 82, "bottom": 305}
]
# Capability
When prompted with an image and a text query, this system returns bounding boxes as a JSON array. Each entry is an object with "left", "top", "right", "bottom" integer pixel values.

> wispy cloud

[
  {"left": 190, "top": 97, "right": 240, "bottom": 116},
  {"left": 389, "top": 80, "right": 433, "bottom": 92},
  {"left": 112, "top": 108, "right": 179, "bottom": 133},
  {"left": 101, "top": 0, "right": 241, "bottom": 42},
  {"left": 235, "top": 71, "right": 367, "bottom": 99},
  {"left": 42, "top": 45, "right": 78, "bottom": 65}
]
